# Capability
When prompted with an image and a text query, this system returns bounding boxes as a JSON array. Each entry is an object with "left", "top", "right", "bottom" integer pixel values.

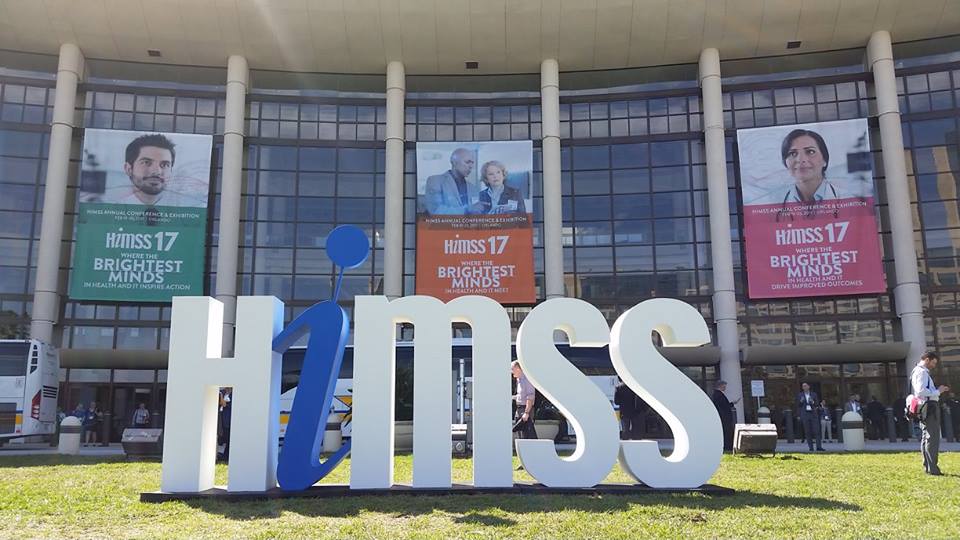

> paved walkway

[
  {"left": 0, "top": 443, "right": 126, "bottom": 457},
  {"left": 2, "top": 440, "right": 958, "bottom": 458},
  {"left": 774, "top": 439, "right": 960, "bottom": 453},
  {"left": 551, "top": 439, "right": 960, "bottom": 454}
]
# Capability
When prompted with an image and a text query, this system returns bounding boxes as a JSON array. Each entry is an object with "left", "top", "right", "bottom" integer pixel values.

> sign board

[
  {"left": 415, "top": 141, "right": 535, "bottom": 304},
  {"left": 70, "top": 129, "right": 212, "bottom": 302},
  {"left": 750, "top": 380, "right": 765, "bottom": 398},
  {"left": 736, "top": 118, "right": 885, "bottom": 298}
]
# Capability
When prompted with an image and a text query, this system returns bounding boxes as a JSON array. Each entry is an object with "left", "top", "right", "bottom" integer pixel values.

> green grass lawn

[{"left": 0, "top": 452, "right": 957, "bottom": 539}]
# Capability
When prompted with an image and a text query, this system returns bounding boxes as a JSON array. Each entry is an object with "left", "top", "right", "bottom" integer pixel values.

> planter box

[{"left": 534, "top": 419, "right": 560, "bottom": 441}]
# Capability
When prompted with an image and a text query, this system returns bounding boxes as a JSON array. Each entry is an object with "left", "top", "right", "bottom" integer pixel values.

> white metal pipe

[
  {"left": 30, "top": 43, "right": 84, "bottom": 343},
  {"left": 541, "top": 59, "right": 564, "bottom": 299},
  {"left": 866, "top": 31, "right": 926, "bottom": 371},
  {"left": 699, "top": 48, "right": 744, "bottom": 422},
  {"left": 384, "top": 61, "right": 406, "bottom": 299},
  {"left": 215, "top": 55, "right": 249, "bottom": 355}
]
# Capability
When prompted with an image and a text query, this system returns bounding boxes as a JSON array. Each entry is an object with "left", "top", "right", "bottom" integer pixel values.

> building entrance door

[{"left": 111, "top": 385, "right": 153, "bottom": 441}]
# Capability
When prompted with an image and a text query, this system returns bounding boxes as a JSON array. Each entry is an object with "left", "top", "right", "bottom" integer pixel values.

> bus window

[{"left": 0, "top": 353, "right": 27, "bottom": 377}]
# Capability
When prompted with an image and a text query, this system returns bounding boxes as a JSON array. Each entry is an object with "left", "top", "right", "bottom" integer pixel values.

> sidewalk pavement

[
  {"left": 553, "top": 438, "right": 960, "bottom": 454},
  {"left": 1, "top": 440, "right": 958, "bottom": 458},
  {"left": 774, "top": 439, "right": 960, "bottom": 453},
  {"left": 0, "top": 442, "right": 126, "bottom": 457}
]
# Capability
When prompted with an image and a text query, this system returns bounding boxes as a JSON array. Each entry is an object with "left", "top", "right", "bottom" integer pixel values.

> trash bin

[
  {"left": 322, "top": 412, "right": 342, "bottom": 454},
  {"left": 758, "top": 406, "right": 771, "bottom": 425},
  {"left": 58, "top": 416, "right": 82, "bottom": 455},
  {"left": 841, "top": 411, "right": 865, "bottom": 451}
]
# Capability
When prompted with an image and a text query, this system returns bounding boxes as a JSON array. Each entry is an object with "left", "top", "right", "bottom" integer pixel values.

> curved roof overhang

[{"left": 0, "top": 0, "right": 956, "bottom": 75}]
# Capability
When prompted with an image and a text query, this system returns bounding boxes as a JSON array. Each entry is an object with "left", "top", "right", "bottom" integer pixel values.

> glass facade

[
  {"left": 903, "top": 67, "right": 960, "bottom": 397},
  {"left": 0, "top": 80, "right": 55, "bottom": 334},
  {"left": 1, "top": 47, "right": 958, "bottom": 434}
]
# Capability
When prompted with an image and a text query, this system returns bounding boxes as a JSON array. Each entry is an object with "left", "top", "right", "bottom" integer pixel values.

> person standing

[
  {"left": 218, "top": 389, "right": 233, "bottom": 461},
  {"left": 865, "top": 396, "right": 887, "bottom": 440},
  {"left": 83, "top": 401, "right": 103, "bottom": 447},
  {"left": 893, "top": 395, "right": 910, "bottom": 441},
  {"left": 796, "top": 383, "right": 824, "bottom": 451},
  {"left": 511, "top": 361, "right": 538, "bottom": 441},
  {"left": 819, "top": 400, "right": 833, "bottom": 443},
  {"left": 710, "top": 380, "right": 738, "bottom": 452},
  {"left": 910, "top": 351, "right": 951, "bottom": 475},
  {"left": 844, "top": 393, "right": 862, "bottom": 414},
  {"left": 131, "top": 402, "right": 151, "bottom": 428},
  {"left": 614, "top": 378, "right": 639, "bottom": 440}
]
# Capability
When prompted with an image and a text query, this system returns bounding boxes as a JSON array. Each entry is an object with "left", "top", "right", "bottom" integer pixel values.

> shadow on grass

[
  {"left": 183, "top": 489, "right": 861, "bottom": 521},
  {"left": 453, "top": 512, "right": 517, "bottom": 527}
]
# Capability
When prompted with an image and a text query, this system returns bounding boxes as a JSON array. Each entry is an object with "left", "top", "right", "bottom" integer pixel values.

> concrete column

[
  {"left": 866, "top": 31, "right": 926, "bottom": 372},
  {"left": 384, "top": 61, "right": 405, "bottom": 299},
  {"left": 215, "top": 55, "right": 248, "bottom": 354},
  {"left": 540, "top": 59, "right": 564, "bottom": 299},
  {"left": 699, "top": 48, "right": 744, "bottom": 422},
  {"left": 30, "top": 43, "right": 84, "bottom": 343}
]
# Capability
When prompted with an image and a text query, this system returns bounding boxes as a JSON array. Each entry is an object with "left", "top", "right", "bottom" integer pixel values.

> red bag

[{"left": 905, "top": 395, "right": 922, "bottom": 420}]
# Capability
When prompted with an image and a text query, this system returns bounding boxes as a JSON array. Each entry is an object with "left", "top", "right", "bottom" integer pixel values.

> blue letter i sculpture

[{"left": 274, "top": 225, "right": 369, "bottom": 491}]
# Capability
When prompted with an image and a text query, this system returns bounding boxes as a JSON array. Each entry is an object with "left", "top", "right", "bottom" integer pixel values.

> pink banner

[
  {"left": 742, "top": 197, "right": 885, "bottom": 298},
  {"left": 737, "top": 119, "right": 886, "bottom": 299}
]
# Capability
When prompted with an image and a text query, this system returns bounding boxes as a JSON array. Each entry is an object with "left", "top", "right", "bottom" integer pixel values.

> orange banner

[{"left": 416, "top": 214, "right": 535, "bottom": 303}]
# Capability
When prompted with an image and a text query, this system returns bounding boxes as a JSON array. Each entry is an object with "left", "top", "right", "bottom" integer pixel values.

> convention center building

[{"left": 0, "top": 1, "right": 959, "bottom": 439}]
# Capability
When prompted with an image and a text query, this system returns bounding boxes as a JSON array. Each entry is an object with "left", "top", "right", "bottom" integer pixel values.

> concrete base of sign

[{"left": 141, "top": 482, "right": 735, "bottom": 502}]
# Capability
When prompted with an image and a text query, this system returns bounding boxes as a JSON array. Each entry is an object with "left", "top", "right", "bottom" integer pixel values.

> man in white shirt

[
  {"left": 131, "top": 402, "right": 150, "bottom": 427},
  {"left": 844, "top": 394, "right": 862, "bottom": 414},
  {"left": 511, "top": 361, "right": 537, "bottom": 440},
  {"left": 910, "top": 351, "right": 951, "bottom": 476}
]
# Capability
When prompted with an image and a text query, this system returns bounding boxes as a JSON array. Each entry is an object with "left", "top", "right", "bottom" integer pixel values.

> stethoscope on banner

[{"left": 775, "top": 183, "right": 840, "bottom": 223}]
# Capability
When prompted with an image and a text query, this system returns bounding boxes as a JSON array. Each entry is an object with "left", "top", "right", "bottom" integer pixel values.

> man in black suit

[
  {"left": 614, "top": 378, "right": 638, "bottom": 440},
  {"left": 796, "top": 382, "right": 825, "bottom": 451},
  {"left": 865, "top": 396, "right": 887, "bottom": 440},
  {"left": 711, "top": 380, "right": 739, "bottom": 452}
]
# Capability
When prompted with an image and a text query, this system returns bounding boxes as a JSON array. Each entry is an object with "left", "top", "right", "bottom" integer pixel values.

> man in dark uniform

[
  {"left": 711, "top": 380, "right": 738, "bottom": 452},
  {"left": 796, "top": 382, "right": 825, "bottom": 451},
  {"left": 865, "top": 396, "right": 887, "bottom": 440},
  {"left": 615, "top": 378, "right": 640, "bottom": 440}
]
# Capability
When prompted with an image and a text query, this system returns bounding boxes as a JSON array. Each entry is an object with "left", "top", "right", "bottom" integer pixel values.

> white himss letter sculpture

[
  {"left": 158, "top": 294, "right": 722, "bottom": 494},
  {"left": 161, "top": 296, "right": 283, "bottom": 493},
  {"left": 350, "top": 295, "right": 514, "bottom": 489},
  {"left": 515, "top": 298, "right": 721, "bottom": 488},
  {"left": 514, "top": 298, "right": 621, "bottom": 487},
  {"left": 610, "top": 299, "right": 723, "bottom": 488}
]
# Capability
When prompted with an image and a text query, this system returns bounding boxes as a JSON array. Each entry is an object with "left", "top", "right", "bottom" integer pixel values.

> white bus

[
  {"left": 275, "top": 340, "right": 620, "bottom": 443},
  {"left": 0, "top": 339, "right": 59, "bottom": 441}
]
